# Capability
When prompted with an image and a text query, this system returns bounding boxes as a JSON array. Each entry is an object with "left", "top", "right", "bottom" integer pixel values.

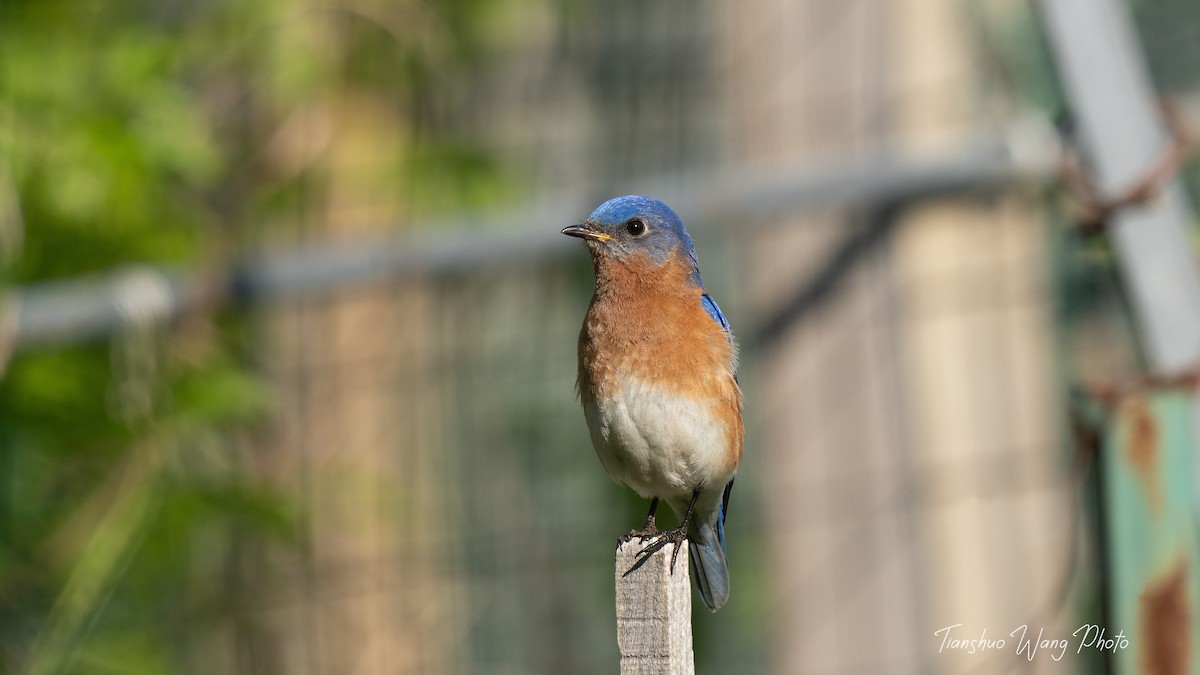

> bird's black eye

[{"left": 625, "top": 218, "right": 647, "bottom": 237}]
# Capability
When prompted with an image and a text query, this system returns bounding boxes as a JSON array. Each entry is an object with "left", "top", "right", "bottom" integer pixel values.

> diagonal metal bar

[{"left": 1040, "top": 0, "right": 1200, "bottom": 376}]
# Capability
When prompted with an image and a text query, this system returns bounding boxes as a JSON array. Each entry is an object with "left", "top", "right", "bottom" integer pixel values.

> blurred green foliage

[
  {"left": 0, "top": 0, "right": 491, "bottom": 671},
  {"left": 0, "top": 1, "right": 288, "bottom": 669},
  {"left": 2, "top": 9, "right": 214, "bottom": 279},
  {"left": 0, "top": 0, "right": 523, "bottom": 669}
]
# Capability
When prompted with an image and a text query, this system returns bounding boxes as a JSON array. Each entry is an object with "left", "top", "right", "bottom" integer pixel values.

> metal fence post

[{"left": 1039, "top": 0, "right": 1200, "bottom": 671}]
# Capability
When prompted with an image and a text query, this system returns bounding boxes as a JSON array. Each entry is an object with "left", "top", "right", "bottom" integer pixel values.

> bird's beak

[{"left": 561, "top": 223, "right": 614, "bottom": 243}]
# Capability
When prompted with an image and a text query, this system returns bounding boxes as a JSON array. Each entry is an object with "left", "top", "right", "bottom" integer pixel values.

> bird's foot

[
  {"left": 616, "top": 515, "right": 659, "bottom": 546},
  {"left": 622, "top": 525, "right": 688, "bottom": 577}
]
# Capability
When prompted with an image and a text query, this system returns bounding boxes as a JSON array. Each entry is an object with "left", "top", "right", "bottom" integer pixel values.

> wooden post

[{"left": 615, "top": 541, "right": 695, "bottom": 675}]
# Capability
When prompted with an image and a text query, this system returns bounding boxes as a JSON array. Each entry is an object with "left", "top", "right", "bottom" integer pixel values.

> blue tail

[{"left": 689, "top": 480, "right": 733, "bottom": 612}]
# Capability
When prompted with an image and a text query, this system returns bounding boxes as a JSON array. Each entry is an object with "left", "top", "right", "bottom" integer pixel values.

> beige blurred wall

[
  {"left": 721, "top": 0, "right": 1073, "bottom": 672},
  {"left": 252, "top": 66, "right": 464, "bottom": 674}
]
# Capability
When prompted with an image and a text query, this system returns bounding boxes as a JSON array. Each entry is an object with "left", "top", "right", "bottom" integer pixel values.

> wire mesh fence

[{"left": 5, "top": 0, "right": 1200, "bottom": 673}]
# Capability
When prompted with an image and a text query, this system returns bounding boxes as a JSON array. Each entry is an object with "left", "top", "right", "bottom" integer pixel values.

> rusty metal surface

[
  {"left": 1125, "top": 399, "right": 1163, "bottom": 516},
  {"left": 1104, "top": 391, "right": 1200, "bottom": 674},
  {"left": 1140, "top": 557, "right": 1190, "bottom": 675}
]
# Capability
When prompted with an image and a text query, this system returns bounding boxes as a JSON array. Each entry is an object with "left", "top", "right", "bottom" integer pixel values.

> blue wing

[
  {"left": 701, "top": 293, "right": 738, "bottom": 383},
  {"left": 700, "top": 293, "right": 730, "bottom": 333}
]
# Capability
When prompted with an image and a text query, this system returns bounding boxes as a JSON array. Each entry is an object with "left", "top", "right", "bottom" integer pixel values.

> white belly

[{"left": 584, "top": 376, "right": 733, "bottom": 499}]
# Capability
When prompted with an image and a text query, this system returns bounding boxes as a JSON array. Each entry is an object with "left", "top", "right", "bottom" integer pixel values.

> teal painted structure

[{"left": 1103, "top": 391, "right": 1200, "bottom": 673}]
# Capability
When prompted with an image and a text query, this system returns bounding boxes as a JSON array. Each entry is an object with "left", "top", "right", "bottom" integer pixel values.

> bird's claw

[
  {"left": 616, "top": 512, "right": 659, "bottom": 547},
  {"left": 617, "top": 522, "right": 659, "bottom": 547},
  {"left": 622, "top": 526, "right": 688, "bottom": 577}
]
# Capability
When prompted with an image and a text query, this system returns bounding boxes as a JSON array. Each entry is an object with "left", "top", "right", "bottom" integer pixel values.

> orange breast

[{"left": 577, "top": 250, "right": 743, "bottom": 471}]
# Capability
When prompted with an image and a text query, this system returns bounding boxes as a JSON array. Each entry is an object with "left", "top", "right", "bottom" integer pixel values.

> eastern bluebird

[{"left": 563, "top": 195, "right": 743, "bottom": 612}]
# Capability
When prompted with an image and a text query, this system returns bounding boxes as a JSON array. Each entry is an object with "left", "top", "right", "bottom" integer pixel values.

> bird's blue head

[{"left": 561, "top": 196, "right": 698, "bottom": 271}]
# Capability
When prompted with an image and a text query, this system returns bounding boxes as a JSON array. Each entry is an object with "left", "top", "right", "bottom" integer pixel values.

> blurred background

[{"left": 3, "top": 0, "right": 1200, "bottom": 673}]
